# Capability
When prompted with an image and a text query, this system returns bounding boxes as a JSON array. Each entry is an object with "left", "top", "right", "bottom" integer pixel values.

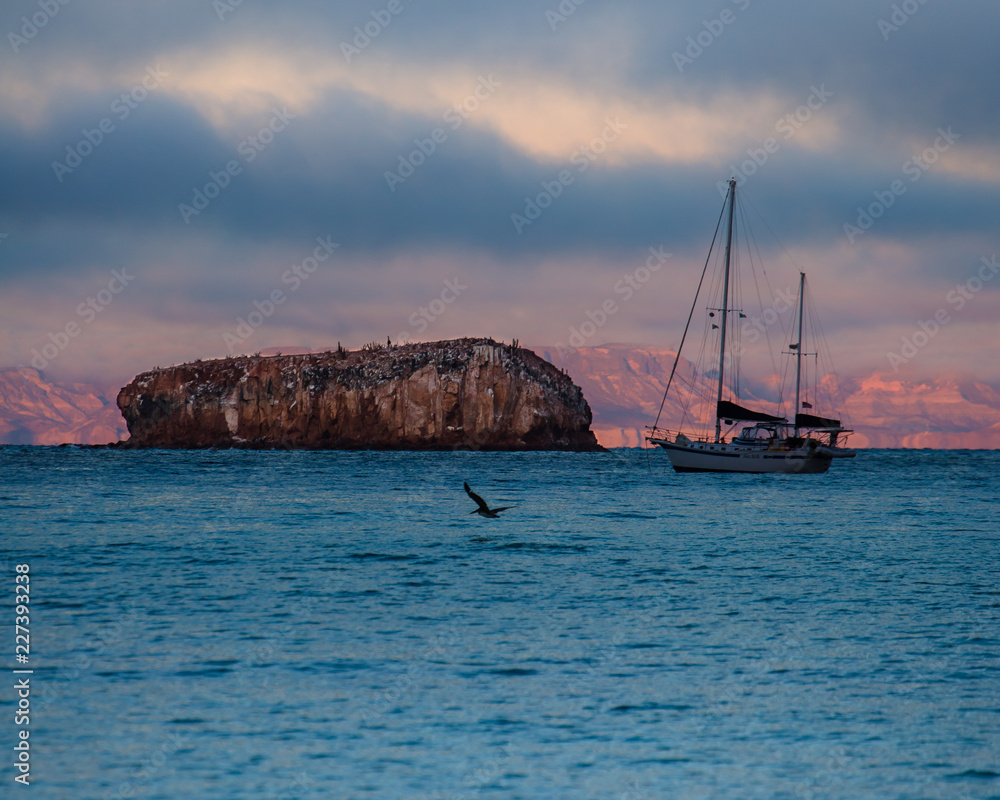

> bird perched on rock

[{"left": 464, "top": 482, "right": 513, "bottom": 518}]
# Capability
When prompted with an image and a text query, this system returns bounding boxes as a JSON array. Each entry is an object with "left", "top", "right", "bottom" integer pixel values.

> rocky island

[{"left": 116, "top": 338, "right": 601, "bottom": 450}]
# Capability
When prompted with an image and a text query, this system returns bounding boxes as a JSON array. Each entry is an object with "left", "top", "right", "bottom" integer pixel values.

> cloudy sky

[{"left": 1, "top": 0, "right": 998, "bottom": 386}]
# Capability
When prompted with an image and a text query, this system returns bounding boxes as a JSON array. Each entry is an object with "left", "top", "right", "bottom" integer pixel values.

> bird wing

[
  {"left": 464, "top": 482, "right": 490, "bottom": 512},
  {"left": 490, "top": 506, "right": 514, "bottom": 514}
]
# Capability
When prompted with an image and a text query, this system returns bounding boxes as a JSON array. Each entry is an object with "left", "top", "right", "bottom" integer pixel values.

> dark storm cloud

[
  {"left": 7, "top": 0, "right": 998, "bottom": 138},
  {"left": 2, "top": 0, "right": 999, "bottom": 382},
  {"left": 0, "top": 76, "right": 993, "bottom": 274}
]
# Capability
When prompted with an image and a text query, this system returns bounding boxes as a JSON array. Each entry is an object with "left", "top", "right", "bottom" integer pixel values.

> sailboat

[{"left": 647, "top": 178, "right": 856, "bottom": 474}]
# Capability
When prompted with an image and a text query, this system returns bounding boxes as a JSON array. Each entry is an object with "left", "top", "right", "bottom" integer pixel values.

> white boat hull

[
  {"left": 650, "top": 438, "right": 845, "bottom": 474},
  {"left": 645, "top": 181, "right": 855, "bottom": 476}
]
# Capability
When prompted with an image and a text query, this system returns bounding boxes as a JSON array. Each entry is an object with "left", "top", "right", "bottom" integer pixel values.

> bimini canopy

[
  {"left": 795, "top": 412, "right": 842, "bottom": 429},
  {"left": 717, "top": 400, "right": 786, "bottom": 424}
]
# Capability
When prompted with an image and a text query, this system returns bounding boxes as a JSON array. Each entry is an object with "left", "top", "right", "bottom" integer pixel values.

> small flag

[
  {"left": 789, "top": 343, "right": 799, "bottom": 350},
  {"left": 711, "top": 324, "right": 719, "bottom": 329},
  {"left": 802, "top": 401, "right": 812, "bottom": 408}
]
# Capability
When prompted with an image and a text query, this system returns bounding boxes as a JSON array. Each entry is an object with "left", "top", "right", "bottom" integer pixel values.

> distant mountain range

[
  {"left": 0, "top": 368, "right": 127, "bottom": 445},
  {"left": 539, "top": 344, "right": 1000, "bottom": 449},
  {"left": 3, "top": 344, "right": 999, "bottom": 448}
]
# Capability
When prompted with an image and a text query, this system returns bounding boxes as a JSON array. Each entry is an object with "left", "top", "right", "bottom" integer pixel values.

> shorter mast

[{"left": 793, "top": 271, "right": 804, "bottom": 437}]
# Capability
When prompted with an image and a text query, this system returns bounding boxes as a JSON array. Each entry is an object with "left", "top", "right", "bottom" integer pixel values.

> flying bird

[{"left": 464, "top": 482, "right": 513, "bottom": 519}]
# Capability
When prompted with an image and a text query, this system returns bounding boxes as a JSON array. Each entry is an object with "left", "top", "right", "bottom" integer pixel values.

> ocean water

[{"left": 2, "top": 447, "right": 998, "bottom": 800}]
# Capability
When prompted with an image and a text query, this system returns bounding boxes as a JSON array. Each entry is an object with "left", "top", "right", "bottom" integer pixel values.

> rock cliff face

[{"left": 116, "top": 338, "right": 600, "bottom": 450}]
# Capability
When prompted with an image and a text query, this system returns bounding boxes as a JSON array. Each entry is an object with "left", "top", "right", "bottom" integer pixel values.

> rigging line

[
  {"left": 738, "top": 185, "right": 782, "bottom": 346},
  {"left": 743, "top": 198, "right": 786, "bottom": 416},
  {"left": 778, "top": 351, "right": 792, "bottom": 410},
  {"left": 651, "top": 193, "right": 728, "bottom": 431},
  {"left": 803, "top": 282, "right": 818, "bottom": 409},
  {"left": 741, "top": 189, "right": 807, "bottom": 417},
  {"left": 741, "top": 187, "right": 804, "bottom": 275},
  {"left": 805, "top": 280, "right": 852, "bottom": 426},
  {"left": 739, "top": 196, "right": 786, "bottom": 409},
  {"left": 688, "top": 316, "right": 715, "bottom": 439}
]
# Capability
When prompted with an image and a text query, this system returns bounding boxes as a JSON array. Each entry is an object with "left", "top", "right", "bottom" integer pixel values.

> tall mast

[
  {"left": 794, "top": 271, "right": 805, "bottom": 437},
  {"left": 714, "top": 178, "right": 736, "bottom": 443}
]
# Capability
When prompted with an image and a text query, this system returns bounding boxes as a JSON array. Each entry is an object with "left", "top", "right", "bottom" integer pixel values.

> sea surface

[{"left": 2, "top": 447, "right": 998, "bottom": 800}]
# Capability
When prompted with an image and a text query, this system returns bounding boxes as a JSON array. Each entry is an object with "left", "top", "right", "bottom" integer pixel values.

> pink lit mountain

[
  {"left": 0, "top": 368, "right": 127, "bottom": 445},
  {"left": 2, "top": 345, "right": 1000, "bottom": 448},
  {"left": 537, "top": 344, "right": 1000, "bottom": 449}
]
